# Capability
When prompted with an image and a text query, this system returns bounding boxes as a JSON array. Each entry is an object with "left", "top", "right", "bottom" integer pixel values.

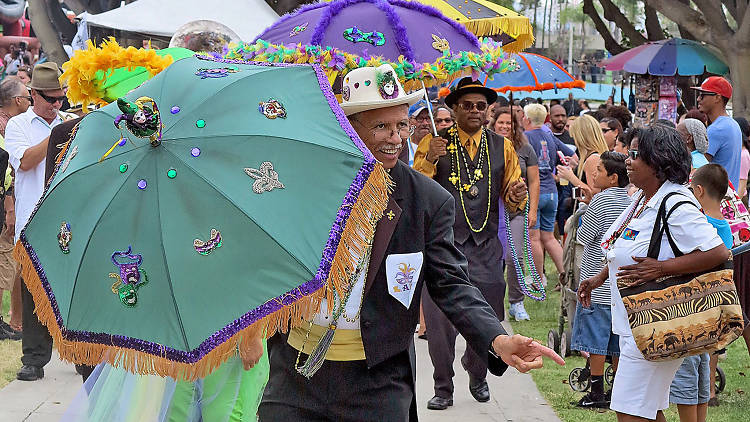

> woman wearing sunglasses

[{"left": 578, "top": 125, "right": 729, "bottom": 422}]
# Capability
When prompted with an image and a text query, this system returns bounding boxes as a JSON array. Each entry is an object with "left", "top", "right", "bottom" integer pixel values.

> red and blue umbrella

[
  {"left": 439, "top": 52, "right": 584, "bottom": 96},
  {"left": 482, "top": 52, "right": 585, "bottom": 93},
  {"left": 603, "top": 38, "right": 728, "bottom": 76}
]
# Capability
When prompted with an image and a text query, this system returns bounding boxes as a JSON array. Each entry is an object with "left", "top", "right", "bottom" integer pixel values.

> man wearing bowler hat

[
  {"left": 413, "top": 77, "right": 528, "bottom": 409},
  {"left": 5, "top": 62, "right": 67, "bottom": 381}
]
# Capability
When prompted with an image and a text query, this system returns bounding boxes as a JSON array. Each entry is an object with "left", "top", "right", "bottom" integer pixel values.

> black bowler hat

[{"left": 444, "top": 77, "right": 498, "bottom": 108}]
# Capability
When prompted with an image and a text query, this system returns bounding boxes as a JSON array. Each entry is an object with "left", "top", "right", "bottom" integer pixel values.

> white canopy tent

[{"left": 81, "top": 0, "right": 279, "bottom": 42}]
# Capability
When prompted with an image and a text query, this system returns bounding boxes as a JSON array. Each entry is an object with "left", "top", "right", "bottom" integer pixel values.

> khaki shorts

[{"left": 0, "top": 232, "right": 17, "bottom": 291}]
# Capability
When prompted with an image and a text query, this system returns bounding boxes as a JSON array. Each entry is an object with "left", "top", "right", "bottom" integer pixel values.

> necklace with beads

[
  {"left": 601, "top": 192, "right": 652, "bottom": 251},
  {"left": 504, "top": 202, "right": 545, "bottom": 300},
  {"left": 447, "top": 126, "right": 492, "bottom": 233}
]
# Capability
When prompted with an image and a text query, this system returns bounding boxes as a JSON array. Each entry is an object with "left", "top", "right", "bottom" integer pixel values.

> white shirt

[
  {"left": 5, "top": 109, "right": 62, "bottom": 240},
  {"left": 602, "top": 182, "right": 723, "bottom": 336},
  {"left": 312, "top": 263, "right": 367, "bottom": 329}
]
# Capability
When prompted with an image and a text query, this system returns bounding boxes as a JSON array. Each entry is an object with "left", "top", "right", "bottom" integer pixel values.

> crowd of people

[
  {"left": 0, "top": 53, "right": 747, "bottom": 422},
  {"left": 400, "top": 76, "right": 749, "bottom": 421}
]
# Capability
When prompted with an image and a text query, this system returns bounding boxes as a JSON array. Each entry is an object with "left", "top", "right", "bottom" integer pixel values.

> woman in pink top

[{"left": 735, "top": 117, "right": 750, "bottom": 200}]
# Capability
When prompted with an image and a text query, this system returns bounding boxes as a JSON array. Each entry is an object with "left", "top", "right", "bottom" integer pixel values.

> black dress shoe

[
  {"left": 16, "top": 365, "right": 44, "bottom": 381},
  {"left": 0, "top": 318, "right": 21, "bottom": 340},
  {"left": 426, "top": 395, "right": 453, "bottom": 410},
  {"left": 469, "top": 378, "right": 490, "bottom": 402}
]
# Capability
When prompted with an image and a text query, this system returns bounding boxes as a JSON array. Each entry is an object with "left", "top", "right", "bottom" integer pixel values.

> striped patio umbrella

[{"left": 410, "top": 0, "right": 533, "bottom": 52}]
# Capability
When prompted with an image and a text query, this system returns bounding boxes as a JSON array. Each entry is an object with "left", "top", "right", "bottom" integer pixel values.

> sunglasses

[
  {"left": 13, "top": 95, "right": 32, "bottom": 102},
  {"left": 37, "top": 91, "right": 67, "bottom": 104},
  {"left": 458, "top": 101, "right": 488, "bottom": 112},
  {"left": 697, "top": 92, "right": 717, "bottom": 99},
  {"left": 601, "top": 127, "right": 614, "bottom": 133},
  {"left": 628, "top": 149, "right": 639, "bottom": 160},
  {"left": 435, "top": 118, "right": 453, "bottom": 124}
]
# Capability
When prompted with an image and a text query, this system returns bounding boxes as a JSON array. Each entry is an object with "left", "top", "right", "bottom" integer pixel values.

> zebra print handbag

[{"left": 619, "top": 192, "right": 744, "bottom": 362}]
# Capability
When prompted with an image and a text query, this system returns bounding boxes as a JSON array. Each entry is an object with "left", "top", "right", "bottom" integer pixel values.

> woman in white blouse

[{"left": 578, "top": 125, "right": 729, "bottom": 422}]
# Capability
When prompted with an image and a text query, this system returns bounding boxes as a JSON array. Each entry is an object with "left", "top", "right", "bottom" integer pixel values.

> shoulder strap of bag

[{"left": 647, "top": 192, "right": 698, "bottom": 259}]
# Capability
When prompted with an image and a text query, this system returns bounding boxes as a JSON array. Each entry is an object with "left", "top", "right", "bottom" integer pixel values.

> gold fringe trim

[
  {"left": 12, "top": 162, "right": 391, "bottom": 381},
  {"left": 322, "top": 162, "right": 392, "bottom": 309},
  {"left": 461, "top": 17, "right": 535, "bottom": 53}
]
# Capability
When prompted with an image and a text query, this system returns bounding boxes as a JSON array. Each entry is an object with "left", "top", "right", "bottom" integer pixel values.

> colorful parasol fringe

[{"left": 220, "top": 38, "right": 517, "bottom": 92}]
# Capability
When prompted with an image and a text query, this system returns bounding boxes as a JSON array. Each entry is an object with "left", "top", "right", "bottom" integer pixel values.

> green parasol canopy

[{"left": 17, "top": 55, "right": 388, "bottom": 380}]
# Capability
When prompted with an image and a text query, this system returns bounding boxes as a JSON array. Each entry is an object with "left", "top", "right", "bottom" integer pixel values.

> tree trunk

[
  {"left": 725, "top": 48, "right": 750, "bottom": 119},
  {"left": 533, "top": 0, "right": 539, "bottom": 41},
  {"left": 28, "top": 0, "right": 68, "bottom": 67}
]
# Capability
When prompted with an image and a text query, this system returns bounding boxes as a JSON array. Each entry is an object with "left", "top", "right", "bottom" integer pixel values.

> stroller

[{"left": 547, "top": 205, "right": 586, "bottom": 357}]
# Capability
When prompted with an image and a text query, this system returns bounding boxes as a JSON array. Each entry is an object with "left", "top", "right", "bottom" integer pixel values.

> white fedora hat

[{"left": 339, "top": 64, "right": 424, "bottom": 116}]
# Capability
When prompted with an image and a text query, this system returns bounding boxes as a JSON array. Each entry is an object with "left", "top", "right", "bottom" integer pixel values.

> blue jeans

[
  {"left": 533, "top": 192, "right": 558, "bottom": 232},
  {"left": 571, "top": 302, "right": 620, "bottom": 356},
  {"left": 669, "top": 353, "right": 710, "bottom": 405}
]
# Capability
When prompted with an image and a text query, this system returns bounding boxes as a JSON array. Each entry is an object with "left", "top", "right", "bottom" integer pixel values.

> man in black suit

[
  {"left": 413, "top": 78, "right": 531, "bottom": 409},
  {"left": 255, "top": 65, "right": 563, "bottom": 421}
]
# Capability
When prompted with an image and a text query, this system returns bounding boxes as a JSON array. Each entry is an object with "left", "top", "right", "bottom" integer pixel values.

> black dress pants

[
  {"left": 20, "top": 276, "right": 53, "bottom": 368},
  {"left": 259, "top": 334, "right": 414, "bottom": 422},
  {"left": 423, "top": 236, "right": 506, "bottom": 399}
]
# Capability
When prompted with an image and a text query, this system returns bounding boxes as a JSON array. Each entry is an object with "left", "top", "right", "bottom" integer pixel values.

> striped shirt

[{"left": 576, "top": 186, "right": 632, "bottom": 305}]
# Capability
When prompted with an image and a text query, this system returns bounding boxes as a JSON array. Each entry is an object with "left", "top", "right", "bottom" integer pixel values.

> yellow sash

[{"left": 287, "top": 323, "right": 366, "bottom": 361}]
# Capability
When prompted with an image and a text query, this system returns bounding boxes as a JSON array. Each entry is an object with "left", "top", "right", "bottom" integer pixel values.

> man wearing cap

[
  {"left": 5, "top": 62, "right": 66, "bottom": 381},
  {"left": 412, "top": 77, "right": 529, "bottom": 409},
  {"left": 692, "top": 76, "right": 743, "bottom": 188},
  {"left": 256, "top": 65, "right": 563, "bottom": 422}
]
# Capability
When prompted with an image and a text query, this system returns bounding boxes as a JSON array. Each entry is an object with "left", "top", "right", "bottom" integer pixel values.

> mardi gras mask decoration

[
  {"left": 114, "top": 97, "right": 162, "bottom": 146},
  {"left": 109, "top": 246, "right": 149, "bottom": 307},
  {"left": 376, "top": 69, "right": 399, "bottom": 100}
]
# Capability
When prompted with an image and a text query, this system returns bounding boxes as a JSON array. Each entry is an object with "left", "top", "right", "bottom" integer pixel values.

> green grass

[
  {"left": 508, "top": 258, "right": 750, "bottom": 422},
  {"left": 0, "top": 289, "right": 21, "bottom": 388}
]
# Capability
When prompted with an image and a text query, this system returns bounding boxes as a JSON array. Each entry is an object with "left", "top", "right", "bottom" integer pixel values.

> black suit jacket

[{"left": 359, "top": 160, "right": 508, "bottom": 376}]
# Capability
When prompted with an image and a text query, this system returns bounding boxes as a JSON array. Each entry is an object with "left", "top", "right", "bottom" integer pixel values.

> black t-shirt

[{"left": 553, "top": 130, "right": 575, "bottom": 146}]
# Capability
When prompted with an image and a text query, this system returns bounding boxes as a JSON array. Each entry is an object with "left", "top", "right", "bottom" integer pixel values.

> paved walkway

[{"left": 0, "top": 321, "right": 560, "bottom": 421}]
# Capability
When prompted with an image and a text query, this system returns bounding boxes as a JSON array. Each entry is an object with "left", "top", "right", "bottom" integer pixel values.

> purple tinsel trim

[
  {"left": 387, "top": 0, "right": 480, "bottom": 48},
  {"left": 20, "top": 55, "right": 378, "bottom": 365},
  {"left": 311, "top": 0, "right": 415, "bottom": 62}
]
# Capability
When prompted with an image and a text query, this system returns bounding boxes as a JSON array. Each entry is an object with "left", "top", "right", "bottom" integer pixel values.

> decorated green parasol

[{"left": 16, "top": 54, "right": 389, "bottom": 380}]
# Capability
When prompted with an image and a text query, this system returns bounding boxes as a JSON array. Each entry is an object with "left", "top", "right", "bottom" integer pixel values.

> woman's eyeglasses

[
  {"left": 601, "top": 127, "right": 614, "bottom": 133},
  {"left": 458, "top": 101, "right": 488, "bottom": 112},
  {"left": 628, "top": 149, "right": 639, "bottom": 160}
]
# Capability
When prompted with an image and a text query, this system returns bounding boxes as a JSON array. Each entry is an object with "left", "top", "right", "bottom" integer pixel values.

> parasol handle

[{"left": 421, "top": 81, "right": 438, "bottom": 136}]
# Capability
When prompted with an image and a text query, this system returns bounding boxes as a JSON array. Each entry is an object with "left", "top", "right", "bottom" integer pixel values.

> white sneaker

[{"left": 510, "top": 302, "right": 530, "bottom": 321}]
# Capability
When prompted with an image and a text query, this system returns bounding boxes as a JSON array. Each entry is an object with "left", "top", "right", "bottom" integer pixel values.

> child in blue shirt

[{"left": 669, "top": 164, "right": 731, "bottom": 422}]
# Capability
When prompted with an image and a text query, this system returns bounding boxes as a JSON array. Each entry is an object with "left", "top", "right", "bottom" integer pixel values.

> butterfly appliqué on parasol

[
  {"left": 343, "top": 27, "right": 386, "bottom": 46},
  {"left": 244, "top": 161, "right": 285, "bottom": 194},
  {"left": 194, "top": 228, "right": 222, "bottom": 255},
  {"left": 195, "top": 67, "right": 239, "bottom": 79},
  {"left": 290, "top": 22, "right": 308, "bottom": 37},
  {"left": 259, "top": 99, "right": 287, "bottom": 119},
  {"left": 109, "top": 246, "right": 149, "bottom": 307}
]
